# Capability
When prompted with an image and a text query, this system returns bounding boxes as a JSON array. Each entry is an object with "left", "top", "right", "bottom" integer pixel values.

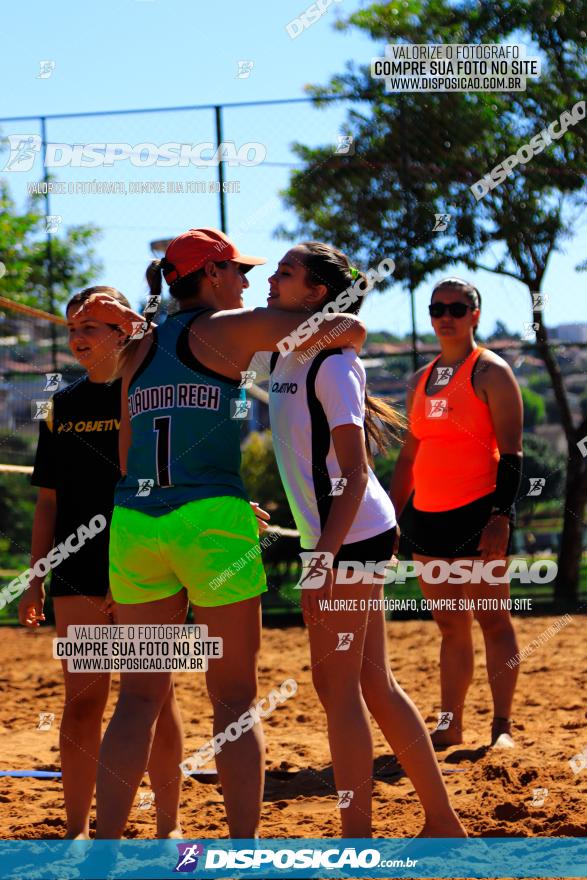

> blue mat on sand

[{"left": 0, "top": 770, "right": 62, "bottom": 778}]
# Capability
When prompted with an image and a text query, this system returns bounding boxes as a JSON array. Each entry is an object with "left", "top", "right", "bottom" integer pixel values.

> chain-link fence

[
  {"left": 0, "top": 97, "right": 367, "bottom": 316},
  {"left": 1, "top": 96, "right": 584, "bottom": 355},
  {"left": 0, "top": 297, "right": 83, "bottom": 466},
  {"left": 0, "top": 96, "right": 585, "bottom": 603}
]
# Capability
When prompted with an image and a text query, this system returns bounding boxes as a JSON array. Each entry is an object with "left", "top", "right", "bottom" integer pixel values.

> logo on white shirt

[{"left": 271, "top": 381, "right": 298, "bottom": 394}]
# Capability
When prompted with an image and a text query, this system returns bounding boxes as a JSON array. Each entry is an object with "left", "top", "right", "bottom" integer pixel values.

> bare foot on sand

[
  {"left": 417, "top": 812, "right": 468, "bottom": 838},
  {"left": 431, "top": 728, "right": 464, "bottom": 748}
]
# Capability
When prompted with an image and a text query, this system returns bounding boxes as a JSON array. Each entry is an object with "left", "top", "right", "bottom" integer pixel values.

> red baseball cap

[{"left": 162, "top": 227, "right": 266, "bottom": 285}]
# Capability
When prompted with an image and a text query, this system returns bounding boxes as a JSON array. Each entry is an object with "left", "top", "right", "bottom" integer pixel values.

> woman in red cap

[{"left": 78, "top": 228, "right": 367, "bottom": 839}]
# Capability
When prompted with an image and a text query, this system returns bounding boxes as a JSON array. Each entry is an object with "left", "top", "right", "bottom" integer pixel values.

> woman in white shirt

[{"left": 250, "top": 241, "right": 466, "bottom": 838}]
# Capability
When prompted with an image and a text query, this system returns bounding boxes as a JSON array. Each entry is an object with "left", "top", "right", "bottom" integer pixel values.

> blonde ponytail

[{"left": 364, "top": 395, "right": 406, "bottom": 466}]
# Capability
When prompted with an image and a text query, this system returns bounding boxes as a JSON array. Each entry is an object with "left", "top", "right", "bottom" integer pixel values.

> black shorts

[
  {"left": 49, "top": 543, "right": 109, "bottom": 599},
  {"left": 332, "top": 526, "right": 397, "bottom": 568},
  {"left": 407, "top": 493, "right": 514, "bottom": 559}
]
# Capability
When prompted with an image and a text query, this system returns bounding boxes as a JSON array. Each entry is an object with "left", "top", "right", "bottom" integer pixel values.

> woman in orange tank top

[{"left": 390, "top": 278, "right": 523, "bottom": 749}]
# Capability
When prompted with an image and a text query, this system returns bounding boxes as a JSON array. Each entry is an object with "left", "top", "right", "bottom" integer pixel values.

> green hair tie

[{"left": 349, "top": 266, "right": 361, "bottom": 281}]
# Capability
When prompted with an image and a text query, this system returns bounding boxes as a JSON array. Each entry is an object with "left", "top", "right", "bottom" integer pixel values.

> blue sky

[{"left": 1, "top": 0, "right": 585, "bottom": 337}]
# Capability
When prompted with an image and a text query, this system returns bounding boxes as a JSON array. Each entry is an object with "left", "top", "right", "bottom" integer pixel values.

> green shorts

[{"left": 109, "top": 496, "right": 267, "bottom": 607}]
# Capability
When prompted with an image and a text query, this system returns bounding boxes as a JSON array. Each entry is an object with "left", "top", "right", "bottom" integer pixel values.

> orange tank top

[{"left": 411, "top": 347, "right": 499, "bottom": 512}]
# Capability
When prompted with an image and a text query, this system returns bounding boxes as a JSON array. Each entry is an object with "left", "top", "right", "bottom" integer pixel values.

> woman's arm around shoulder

[{"left": 194, "top": 307, "right": 367, "bottom": 378}]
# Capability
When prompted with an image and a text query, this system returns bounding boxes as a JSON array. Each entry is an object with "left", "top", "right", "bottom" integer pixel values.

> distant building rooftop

[{"left": 552, "top": 323, "right": 587, "bottom": 343}]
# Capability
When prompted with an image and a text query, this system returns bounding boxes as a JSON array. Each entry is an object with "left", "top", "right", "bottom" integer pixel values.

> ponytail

[
  {"left": 142, "top": 259, "right": 163, "bottom": 333},
  {"left": 115, "top": 261, "right": 163, "bottom": 377},
  {"left": 364, "top": 395, "right": 406, "bottom": 466},
  {"left": 146, "top": 258, "right": 163, "bottom": 299}
]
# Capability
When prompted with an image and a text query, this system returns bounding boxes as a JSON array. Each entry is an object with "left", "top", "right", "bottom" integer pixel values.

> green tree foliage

[
  {"left": 277, "top": 0, "right": 586, "bottom": 600},
  {"left": 0, "top": 472, "right": 36, "bottom": 567},
  {"left": 0, "top": 181, "right": 101, "bottom": 312},
  {"left": 366, "top": 330, "right": 402, "bottom": 344},
  {"left": 373, "top": 443, "right": 400, "bottom": 488},
  {"left": 240, "top": 431, "right": 293, "bottom": 528},
  {"left": 527, "top": 371, "right": 553, "bottom": 393},
  {"left": 521, "top": 386, "right": 546, "bottom": 429},
  {"left": 519, "top": 431, "right": 566, "bottom": 507},
  {"left": 278, "top": 2, "right": 585, "bottom": 289},
  {"left": 487, "top": 320, "right": 515, "bottom": 341}
]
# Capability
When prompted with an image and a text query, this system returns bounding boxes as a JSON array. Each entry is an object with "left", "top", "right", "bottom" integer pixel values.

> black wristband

[{"left": 492, "top": 453, "right": 522, "bottom": 516}]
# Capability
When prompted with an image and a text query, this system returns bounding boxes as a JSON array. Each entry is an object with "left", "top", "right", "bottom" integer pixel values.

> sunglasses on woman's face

[{"left": 429, "top": 301, "right": 474, "bottom": 319}]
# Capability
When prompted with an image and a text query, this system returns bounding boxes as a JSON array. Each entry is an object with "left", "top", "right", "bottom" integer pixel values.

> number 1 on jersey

[{"left": 154, "top": 415, "right": 172, "bottom": 487}]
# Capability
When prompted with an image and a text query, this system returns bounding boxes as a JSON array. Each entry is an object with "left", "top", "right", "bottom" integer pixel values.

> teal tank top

[{"left": 115, "top": 306, "right": 248, "bottom": 516}]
